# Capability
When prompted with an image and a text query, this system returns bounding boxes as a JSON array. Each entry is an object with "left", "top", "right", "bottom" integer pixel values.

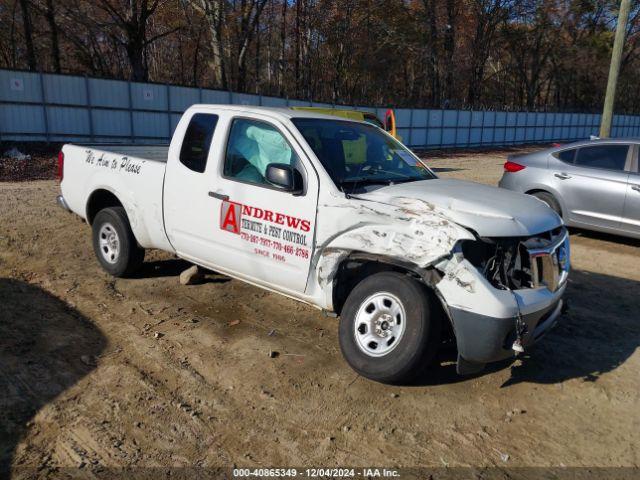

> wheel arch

[
  {"left": 330, "top": 252, "right": 442, "bottom": 317},
  {"left": 524, "top": 187, "right": 565, "bottom": 217},
  {"left": 86, "top": 189, "right": 124, "bottom": 225}
]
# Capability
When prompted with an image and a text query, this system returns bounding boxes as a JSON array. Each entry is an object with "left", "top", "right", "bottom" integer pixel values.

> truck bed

[
  {"left": 77, "top": 144, "right": 169, "bottom": 162},
  {"left": 60, "top": 143, "right": 173, "bottom": 253}
]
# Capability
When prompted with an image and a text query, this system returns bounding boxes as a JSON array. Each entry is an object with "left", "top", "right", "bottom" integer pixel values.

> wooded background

[{"left": 1, "top": 0, "right": 639, "bottom": 112}]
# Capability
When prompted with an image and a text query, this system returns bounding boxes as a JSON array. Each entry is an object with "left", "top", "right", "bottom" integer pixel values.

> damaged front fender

[{"left": 314, "top": 196, "right": 476, "bottom": 304}]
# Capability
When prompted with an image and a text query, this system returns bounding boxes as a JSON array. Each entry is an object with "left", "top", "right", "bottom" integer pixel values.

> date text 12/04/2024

[{"left": 232, "top": 468, "right": 400, "bottom": 478}]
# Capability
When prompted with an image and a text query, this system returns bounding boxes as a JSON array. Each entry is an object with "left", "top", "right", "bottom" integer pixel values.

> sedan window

[{"left": 574, "top": 145, "right": 629, "bottom": 172}]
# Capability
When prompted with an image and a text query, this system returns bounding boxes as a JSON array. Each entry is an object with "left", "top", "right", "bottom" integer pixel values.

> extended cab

[{"left": 57, "top": 105, "right": 570, "bottom": 383}]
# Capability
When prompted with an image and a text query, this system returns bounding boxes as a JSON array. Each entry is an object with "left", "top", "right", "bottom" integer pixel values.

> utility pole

[{"left": 600, "top": 0, "right": 631, "bottom": 138}]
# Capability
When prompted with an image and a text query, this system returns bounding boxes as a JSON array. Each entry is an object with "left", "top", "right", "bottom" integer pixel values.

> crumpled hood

[{"left": 357, "top": 178, "right": 562, "bottom": 237}]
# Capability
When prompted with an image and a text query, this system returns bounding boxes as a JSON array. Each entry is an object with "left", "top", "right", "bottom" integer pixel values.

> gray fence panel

[
  {"left": 1, "top": 103, "right": 45, "bottom": 134},
  {"left": 47, "top": 106, "right": 90, "bottom": 135},
  {"left": 130, "top": 82, "right": 167, "bottom": 111},
  {"left": 132, "top": 111, "right": 169, "bottom": 140},
  {"left": 261, "top": 96, "right": 288, "bottom": 107},
  {"left": 2, "top": 68, "right": 640, "bottom": 146},
  {"left": 89, "top": 78, "right": 129, "bottom": 108},
  {"left": 0, "top": 70, "right": 42, "bottom": 102},
  {"left": 288, "top": 99, "right": 312, "bottom": 107},
  {"left": 92, "top": 110, "right": 131, "bottom": 137},
  {"left": 427, "top": 110, "right": 441, "bottom": 147},
  {"left": 44, "top": 75, "right": 86, "bottom": 105},
  {"left": 170, "top": 86, "right": 200, "bottom": 111},
  {"left": 201, "top": 89, "right": 231, "bottom": 104},
  {"left": 232, "top": 92, "right": 259, "bottom": 106},
  {"left": 171, "top": 113, "right": 183, "bottom": 135}
]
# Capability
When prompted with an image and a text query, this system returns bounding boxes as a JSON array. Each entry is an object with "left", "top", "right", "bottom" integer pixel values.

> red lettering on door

[{"left": 220, "top": 201, "right": 241, "bottom": 234}]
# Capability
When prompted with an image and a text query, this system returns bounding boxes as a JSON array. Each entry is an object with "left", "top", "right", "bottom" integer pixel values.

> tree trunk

[
  {"left": 236, "top": 0, "right": 267, "bottom": 92},
  {"left": 44, "top": 0, "right": 61, "bottom": 73},
  {"left": 294, "top": 0, "right": 301, "bottom": 97},
  {"left": 126, "top": 35, "right": 148, "bottom": 81},
  {"left": 19, "top": 0, "right": 37, "bottom": 70},
  {"left": 279, "top": 0, "right": 287, "bottom": 96},
  {"left": 423, "top": 0, "right": 439, "bottom": 105},
  {"left": 443, "top": 0, "right": 456, "bottom": 103},
  {"left": 199, "top": 0, "right": 226, "bottom": 89}
]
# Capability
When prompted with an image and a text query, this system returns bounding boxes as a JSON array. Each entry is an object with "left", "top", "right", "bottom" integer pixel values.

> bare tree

[
  {"left": 18, "top": 0, "right": 37, "bottom": 70},
  {"left": 43, "top": 0, "right": 61, "bottom": 72},
  {"left": 190, "top": 0, "right": 227, "bottom": 88},
  {"left": 466, "top": 0, "right": 514, "bottom": 106},
  {"left": 93, "top": 0, "right": 181, "bottom": 81},
  {"left": 2, "top": 0, "right": 640, "bottom": 112}
]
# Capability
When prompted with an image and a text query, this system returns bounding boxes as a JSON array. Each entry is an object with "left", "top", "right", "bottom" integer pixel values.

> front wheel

[
  {"left": 92, "top": 207, "right": 144, "bottom": 277},
  {"left": 338, "top": 271, "right": 442, "bottom": 384}
]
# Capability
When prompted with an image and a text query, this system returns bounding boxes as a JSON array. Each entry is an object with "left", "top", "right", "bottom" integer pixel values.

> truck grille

[
  {"left": 526, "top": 230, "right": 570, "bottom": 292},
  {"left": 460, "top": 226, "right": 570, "bottom": 292}
]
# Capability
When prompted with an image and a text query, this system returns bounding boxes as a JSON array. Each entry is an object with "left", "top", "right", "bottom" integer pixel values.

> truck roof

[{"left": 188, "top": 104, "right": 364, "bottom": 123}]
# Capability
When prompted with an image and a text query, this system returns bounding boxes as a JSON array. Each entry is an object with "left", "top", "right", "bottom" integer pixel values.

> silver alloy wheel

[
  {"left": 353, "top": 292, "right": 406, "bottom": 357},
  {"left": 98, "top": 222, "right": 120, "bottom": 264}
]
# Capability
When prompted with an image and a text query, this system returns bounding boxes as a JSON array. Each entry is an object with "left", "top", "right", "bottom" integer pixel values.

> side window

[
  {"left": 224, "top": 118, "right": 298, "bottom": 186},
  {"left": 574, "top": 145, "right": 629, "bottom": 171},
  {"left": 555, "top": 148, "right": 576, "bottom": 164},
  {"left": 179, "top": 113, "right": 219, "bottom": 173}
]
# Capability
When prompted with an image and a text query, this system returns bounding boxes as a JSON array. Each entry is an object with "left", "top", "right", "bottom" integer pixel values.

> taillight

[
  {"left": 57, "top": 151, "right": 64, "bottom": 181},
  {"left": 504, "top": 161, "right": 526, "bottom": 173}
]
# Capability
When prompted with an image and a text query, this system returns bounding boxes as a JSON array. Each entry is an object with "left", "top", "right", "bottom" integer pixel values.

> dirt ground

[{"left": 1, "top": 146, "right": 639, "bottom": 477}]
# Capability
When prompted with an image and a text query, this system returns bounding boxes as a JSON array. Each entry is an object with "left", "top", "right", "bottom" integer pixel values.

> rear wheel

[
  {"left": 338, "top": 271, "right": 441, "bottom": 384},
  {"left": 92, "top": 207, "right": 144, "bottom": 277},
  {"left": 531, "top": 191, "right": 562, "bottom": 217}
]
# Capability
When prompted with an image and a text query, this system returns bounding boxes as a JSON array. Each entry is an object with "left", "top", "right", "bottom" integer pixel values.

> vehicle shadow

[
  {"left": 0, "top": 278, "right": 107, "bottom": 476},
  {"left": 412, "top": 269, "right": 640, "bottom": 387},
  {"left": 133, "top": 258, "right": 231, "bottom": 283},
  {"left": 569, "top": 228, "right": 640, "bottom": 248}
]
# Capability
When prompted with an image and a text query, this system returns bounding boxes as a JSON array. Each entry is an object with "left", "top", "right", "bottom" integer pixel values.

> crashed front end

[
  {"left": 315, "top": 191, "right": 570, "bottom": 375},
  {"left": 436, "top": 226, "right": 570, "bottom": 373}
]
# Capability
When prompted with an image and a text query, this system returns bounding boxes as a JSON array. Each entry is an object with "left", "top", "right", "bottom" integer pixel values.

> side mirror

[{"left": 266, "top": 163, "right": 304, "bottom": 194}]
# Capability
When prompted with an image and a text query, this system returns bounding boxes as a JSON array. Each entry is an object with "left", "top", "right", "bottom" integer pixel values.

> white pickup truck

[{"left": 58, "top": 105, "right": 570, "bottom": 383}]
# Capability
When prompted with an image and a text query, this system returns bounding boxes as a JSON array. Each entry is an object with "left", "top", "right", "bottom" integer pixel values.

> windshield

[{"left": 292, "top": 118, "right": 435, "bottom": 193}]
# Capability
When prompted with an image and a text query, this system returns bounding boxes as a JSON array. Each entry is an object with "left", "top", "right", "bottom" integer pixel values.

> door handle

[
  {"left": 554, "top": 172, "right": 572, "bottom": 180},
  {"left": 632, "top": 185, "right": 640, "bottom": 192},
  {"left": 208, "top": 191, "right": 229, "bottom": 201}
]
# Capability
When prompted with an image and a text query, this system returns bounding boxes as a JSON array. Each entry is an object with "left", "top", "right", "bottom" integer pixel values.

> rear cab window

[{"left": 179, "top": 113, "right": 219, "bottom": 173}]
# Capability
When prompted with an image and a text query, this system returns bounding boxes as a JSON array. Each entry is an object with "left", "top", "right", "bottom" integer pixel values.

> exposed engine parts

[{"left": 461, "top": 227, "right": 568, "bottom": 291}]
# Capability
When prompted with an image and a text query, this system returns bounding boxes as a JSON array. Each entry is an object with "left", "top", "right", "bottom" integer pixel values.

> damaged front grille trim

[{"left": 527, "top": 229, "right": 570, "bottom": 292}]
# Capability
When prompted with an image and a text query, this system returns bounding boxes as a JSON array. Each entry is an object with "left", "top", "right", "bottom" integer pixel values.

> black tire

[
  {"left": 531, "top": 191, "right": 562, "bottom": 217},
  {"left": 92, "top": 207, "right": 144, "bottom": 277},
  {"left": 338, "top": 271, "right": 442, "bottom": 384}
]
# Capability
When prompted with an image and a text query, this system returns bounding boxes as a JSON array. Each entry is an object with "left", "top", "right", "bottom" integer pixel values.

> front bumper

[
  {"left": 435, "top": 230, "right": 570, "bottom": 374},
  {"left": 448, "top": 292, "right": 565, "bottom": 368}
]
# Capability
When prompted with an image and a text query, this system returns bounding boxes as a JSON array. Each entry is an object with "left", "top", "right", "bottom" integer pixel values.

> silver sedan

[{"left": 498, "top": 138, "right": 640, "bottom": 239}]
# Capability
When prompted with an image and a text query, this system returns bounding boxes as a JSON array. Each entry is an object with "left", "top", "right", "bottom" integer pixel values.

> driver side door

[{"left": 204, "top": 115, "right": 320, "bottom": 294}]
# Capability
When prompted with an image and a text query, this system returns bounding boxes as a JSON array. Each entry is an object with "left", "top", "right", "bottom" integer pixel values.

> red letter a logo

[{"left": 220, "top": 201, "right": 241, "bottom": 234}]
